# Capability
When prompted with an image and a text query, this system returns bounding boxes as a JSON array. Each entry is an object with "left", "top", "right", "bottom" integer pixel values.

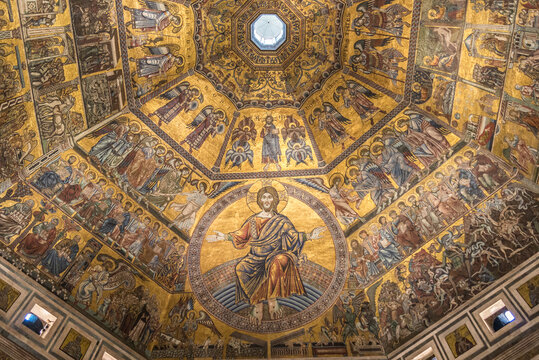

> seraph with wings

[
  {"left": 281, "top": 116, "right": 306, "bottom": 143},
  {"left": 354, "top": 0, "right": 411, "bottom": 42},
  {"left": 281, "top": 116, "right": 313, "bottom": 165},
  {"left": 225, "top": 117, "right": 257, "bottom": 169}
]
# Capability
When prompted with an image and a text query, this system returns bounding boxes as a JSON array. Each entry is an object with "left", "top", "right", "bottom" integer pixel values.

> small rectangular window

[
  {"left": 22, "top": 304, "right": 57, "bottom": 338},
  {"left": 479, "top": 299, "right": 515, "bottom": 334},
  {"left": 102, "top": 352, "right": 119, "bottom": 360},
  {"left": 411, "top": 347, "right": 437, "bottom": 360}
]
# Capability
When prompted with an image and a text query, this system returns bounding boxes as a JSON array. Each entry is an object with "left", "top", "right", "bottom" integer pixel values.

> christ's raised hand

[
  {"left": 308, "top": 226, "right": 326, "bottom": 241},
  {"left": 206, "top": 230, "right": 226, "bottom": 242}
]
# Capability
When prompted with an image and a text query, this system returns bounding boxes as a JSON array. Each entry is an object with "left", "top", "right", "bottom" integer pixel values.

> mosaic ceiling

[{"left": 0, "top": 0, "right": 538, "bottom": 358}]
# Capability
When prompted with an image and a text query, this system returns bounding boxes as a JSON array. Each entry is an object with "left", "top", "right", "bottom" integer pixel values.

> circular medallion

[{"left": 188, "top": 182, "right": 348, "bottom": 333}]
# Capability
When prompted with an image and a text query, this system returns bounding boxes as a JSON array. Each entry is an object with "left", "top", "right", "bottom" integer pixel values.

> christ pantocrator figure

[{"left": 207, "top": 186, "right": 325, "bottom": 323}]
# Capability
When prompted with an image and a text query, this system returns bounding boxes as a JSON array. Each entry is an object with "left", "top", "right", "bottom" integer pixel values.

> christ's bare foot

[
  {"left": 249, "top": 302, "right": 263, "bottom": 325},
  {"left": 268, "top": 299, "right": 283, "bottom": 320}
]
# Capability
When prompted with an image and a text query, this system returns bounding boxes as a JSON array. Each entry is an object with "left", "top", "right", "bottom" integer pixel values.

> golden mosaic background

[{"left": 0, "top": 0, "right": 538, "bottom": 358}]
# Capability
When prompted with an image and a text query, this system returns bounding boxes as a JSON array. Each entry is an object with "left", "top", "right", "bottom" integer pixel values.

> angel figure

[
  {"left": 124, "top": 0, "right": 182, "bottom": 33},
  {"left": 348, "top": 150, "right": 395, "bottom": 208},
  {"left": 180, "top": 106, "right": 227, "bottom": 153},
  {"left": 377, "top": 134, "right": 420, "bottom": 187},
  {"left": 310, "top": 102, "right": 356, "bottom": 150},
  {"left": 149, "top": 82, "right": 203, "bottom": 126},
  {"left": 334, "top": 80, "right": 384, "bottom": 125},
  {"left": 353, "top": 0, "right": 411, "bottom": 43},
  {"left": 281, "top": 116, "right": 313, "bottom": 166},
  {"left": 350, "top": 38, "right": 407, "bottom": 85},
  {"left": 295, "top": 177, "right": 360, "bottom": 226},
  {"left": 75, "top": 256, "right": 136, "bottom": 309},
  {"left": 225, "top": 117, "right": 257, "bottom": 168},
  {"left": 135, "top": 45, "right": 184, "bottom": 78}
]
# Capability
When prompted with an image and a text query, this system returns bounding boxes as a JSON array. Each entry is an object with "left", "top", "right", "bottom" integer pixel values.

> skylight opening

[{"left": 250, "top": 14, "right": 287, "bottom": 51}]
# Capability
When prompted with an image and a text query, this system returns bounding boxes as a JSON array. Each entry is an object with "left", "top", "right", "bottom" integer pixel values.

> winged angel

[
  {"left": 75, "top": 255, "right": 137, "bottom": 308},
  {"left": 158, "top": 296, "right": 223, "bottom": 347},
  {"left": 124, "top": 0, "right": 183, "bottom": 33},
  {"left": 353, "top": 0, "right": 411, "bottom": 43}
]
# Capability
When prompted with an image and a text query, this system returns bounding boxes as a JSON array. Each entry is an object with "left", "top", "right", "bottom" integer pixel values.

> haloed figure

[
  {"left": 261, "top": 116, "right": 282, "bottom": 172},
  {"left": 207, "top": 186, "right": 325, "bottom": 324}
]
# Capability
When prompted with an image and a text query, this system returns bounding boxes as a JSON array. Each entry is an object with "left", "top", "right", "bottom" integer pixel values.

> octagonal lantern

[{"left": 250, "top": 14, "right": 287, "bottom": 51}]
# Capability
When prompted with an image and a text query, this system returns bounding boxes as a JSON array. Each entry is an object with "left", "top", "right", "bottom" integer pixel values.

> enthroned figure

[{"left": 207, "top": 186, "right": 325, "bottom": 323}]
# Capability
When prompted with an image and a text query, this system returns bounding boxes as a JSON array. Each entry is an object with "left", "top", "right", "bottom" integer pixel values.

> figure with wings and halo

[
  {"left": 124, "top": 0, "right": 182, "bottom": 32},
  {"left": 353, "top": 0, "right": 411, "bottom": 42},
  {"left": 149, "top": 82, "right": 203, "bottom": 126},
  {"left": 180, "top": 106, "right": 228, "bottom": 153},
  {"left": 348, "top": 149, "right": 396, "bottom": 208},
  {"left": 350, "top": 38, "right": 407, "bottom": 85},
  {"left": 310, "top": 102, "right": 356, "bottom": 150},
  {"left": 334, "top": 79, "right": 385, "bottom": 125}
]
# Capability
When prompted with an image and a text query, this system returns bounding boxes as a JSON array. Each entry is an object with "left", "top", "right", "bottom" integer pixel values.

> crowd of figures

[
  {"left": 348, "top": 148, "right": 510, "bottom": 286},
  {"left": 299, "top": 110, "right": 460, "bottom": 228},
  {"left": 83, "top": 118, "right": 242, "bottom": 234},
  {"left": 0, "top": 182, "right": 169, "bottom": 349},
  {"left": 343, "top": 182, "right": 538, "bottom": 353},
  {"left": 14, "top": 153, "right": 191, "bottom": 292}
]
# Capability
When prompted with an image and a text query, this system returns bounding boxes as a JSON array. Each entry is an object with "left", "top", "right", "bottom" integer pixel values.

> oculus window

[{"left": 250, "top": 14, "right": 286, "bottom": 51}]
